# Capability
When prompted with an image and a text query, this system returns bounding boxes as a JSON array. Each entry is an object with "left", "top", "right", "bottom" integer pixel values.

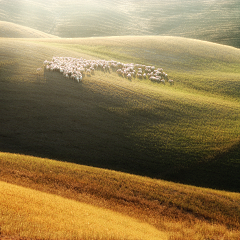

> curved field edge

[
  {"left": 0, "top": 21, "right": 59, "bottom": 38},
  {"left": 0, "top": 152, "right": 240, "bottom": 240},
  {"left": 0, "top": 181, "right": 167, "bottom": 240}
]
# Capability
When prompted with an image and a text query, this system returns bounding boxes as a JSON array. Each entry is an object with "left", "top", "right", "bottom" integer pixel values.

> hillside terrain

[
  {"left": 0, "top": 152, "right": 239, "bottom": 239},
  {"left": 0, "top": 35, "right": 240, "bottom": 192},
  {"left": 0, "top": 14, "right": 240, "bottom": 239},
  {"left": 0, "top": 0, "right": 240, "bottom": 48},
  {"left": 0, "top": 21, "right": 58, "bottom": 38}
]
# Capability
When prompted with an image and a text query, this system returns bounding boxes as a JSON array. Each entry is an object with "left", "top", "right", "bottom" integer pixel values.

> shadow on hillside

[
  {"left": 42, "top": 69, "right": 78, "bottom": 84},
  {"left": 0, "top": 72, "right": 239, "bottom": 193},
  {"left": 165, "top": 141, "right": 240, "bottom": 192},
  {"left": 0, "top": 72, "right": 160, "bottom": 177}
]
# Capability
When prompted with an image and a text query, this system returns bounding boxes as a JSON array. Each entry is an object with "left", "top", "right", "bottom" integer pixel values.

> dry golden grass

[
  {"left": 0, "top": 181, "right": 167, "bottom": 240},
  {"left": 0, "top": 152, "right": 239, "bottom": 239}
]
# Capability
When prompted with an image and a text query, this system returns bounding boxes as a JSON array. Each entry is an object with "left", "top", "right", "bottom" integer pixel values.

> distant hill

[
  {"left": 0, "top": 21, "right": 58, "bottom": 38},
  {"left": 0, "top": 0, "right": 239, "bottom": 48}
]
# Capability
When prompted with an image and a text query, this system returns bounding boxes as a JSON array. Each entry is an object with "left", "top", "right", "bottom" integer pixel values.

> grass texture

[
  {"left": 0, "top": 9, "right": 240, "bottom": 240},
  {"left": 0, "top": 36, "right": 239, "bottom": 191},
  {"left": 0, "top": 181, "right": 167, "bottom": 240},
  {"left": 0, "top": 152, "right": 240, "bottom": 239}
]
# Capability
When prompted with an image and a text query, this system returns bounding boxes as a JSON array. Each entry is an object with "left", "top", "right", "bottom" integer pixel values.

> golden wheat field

[{"left": 0, "top": 152, "right": 240, "bottom": 240}]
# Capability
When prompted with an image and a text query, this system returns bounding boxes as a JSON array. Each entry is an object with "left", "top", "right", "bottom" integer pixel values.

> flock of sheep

[{"left": 39, "top": 57, "right": 174, "bottom": 85}]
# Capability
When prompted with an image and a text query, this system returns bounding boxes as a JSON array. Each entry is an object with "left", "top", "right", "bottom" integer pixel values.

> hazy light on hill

[{"left": 0, "top": 0, "right": 239, "bottom": 47}]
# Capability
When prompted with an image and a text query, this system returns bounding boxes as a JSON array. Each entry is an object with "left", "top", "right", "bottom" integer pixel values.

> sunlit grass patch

[
  {"left": 0, "top": 21, "right": 58, "bottom": 38},
  {"left": 44, "top": 43, "right": 141, "bottom": 63},
  {"left": 0, "top": 181, "right": 167, "bottom": 240},
  {"left": 0, "top": 152, "right": 240, "bottom": 239}
]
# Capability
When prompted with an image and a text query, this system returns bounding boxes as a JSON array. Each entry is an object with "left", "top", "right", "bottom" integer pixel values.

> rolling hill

[
  {"left": 0, "top": 0, "right": 240, "bottom": 48},
  {"left": 0, "top": 180, "right": 167, "bottom": 240},
  {"left": 0, "top": 35, "right": 240, "bottom": 192},
  {"left": 0, "top": 11, "right": 240, "bottom": 239},
  {"left": 0, "top": 21, "right": 58, "bottom": 38},
  {"left": 0, "top": 152, "right": 239, "bottom": 239}
]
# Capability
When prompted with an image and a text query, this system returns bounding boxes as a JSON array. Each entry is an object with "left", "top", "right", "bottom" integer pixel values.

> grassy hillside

[
  {"left": 0, "top": 36, "right": 240, "bottom": 192},
  {"left": 0, "top": 181, "right": 167, "bottom": 240},
  {"left": 0, "top": 21, "right": 58, "bottom": 38},
  {"left": 0, "top": 152, "right": 239, "bottom": 239},
  {"left": 0, "top": 0, "right": 240, "bottom": 48}
]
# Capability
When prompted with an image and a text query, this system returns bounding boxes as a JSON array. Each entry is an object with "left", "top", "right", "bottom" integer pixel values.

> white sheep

[
  {"left": 127, "top": 73, "right": 132, "bottom": 80},
  {"left": 36, "top": 68, "right": 42, "bottom": 76},
  {"left": 168, "top": 79, "right": 174, "bottom": 85},
  {"left": 161, "top": 79, "right": 165, "bottom": 85},
  {"left": 42, "top": 57, "right": 172, "bottom": 87},
  {"left": 86, "top": 69, "right": 91, "bottom": 76}
]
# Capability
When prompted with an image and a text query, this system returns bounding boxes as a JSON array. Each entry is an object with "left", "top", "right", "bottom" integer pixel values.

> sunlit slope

[
  {"left": 0, "top": 0, "right": 239, "bottom": 48},
  {"left": 0, "top": 181, "right": 167, "bottom": 240},
  {"left": 1, "top": 152, "right": 240, "bottom": 239},
  {"left": 0, "top": 36, "right": 240, "bottom": 191},
  {"left": 0, "top": 21, "right": 58, "bottom": 38},
  {"left": 39, "top": 36, "right": 240, "bottom": 97}
]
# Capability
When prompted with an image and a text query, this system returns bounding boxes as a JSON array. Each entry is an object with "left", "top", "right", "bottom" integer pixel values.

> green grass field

[
  {"left": 1, "top": 36, "right": 239, "bottom": 192},
  {"left": 0, "top": 20, "right": 240, "bottom": 239}
]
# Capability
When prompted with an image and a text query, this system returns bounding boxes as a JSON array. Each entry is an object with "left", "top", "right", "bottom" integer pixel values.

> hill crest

[
  {"left": 0, "top": 0, "right": 239, "bottom": 48},
  {"left": 0, "top": 21, "right": 59, "bottom": 38}
]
